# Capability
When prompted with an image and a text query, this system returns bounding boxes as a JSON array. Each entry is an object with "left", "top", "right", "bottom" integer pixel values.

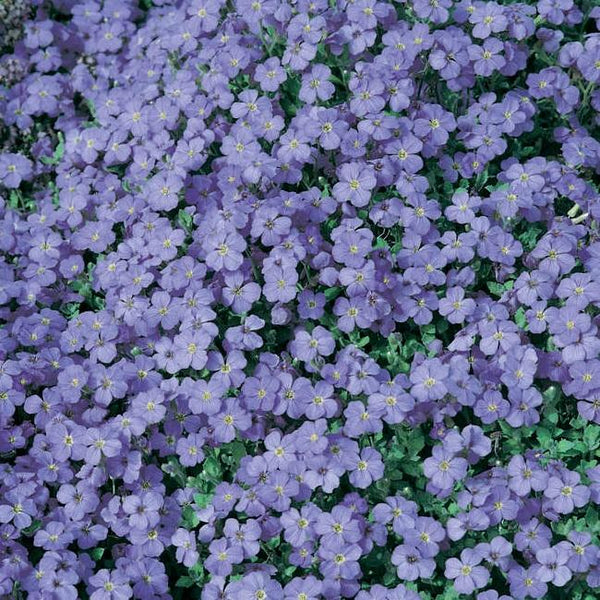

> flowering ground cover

[{"left": 1, "top": 0, "right": 600, "bottom": 598}]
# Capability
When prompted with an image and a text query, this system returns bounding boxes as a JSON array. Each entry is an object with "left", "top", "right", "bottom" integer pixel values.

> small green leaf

[
  {"left": 40, "top": 132, "right": 65, "bottom": 165},
  {"left": 91, "top": 547, "right": 104, "bottom": 560},
  {"left": 325, "top": 287, "right": 341, "bottom": 301},
  {"left": 557, "top": 440, "right": 574, "bottom": 452},
  {"left": 176, "top": 576, "right": 194, "bottom": 588},
  {"left": 193, "top": 492, "right": 213, "bottom": 508},
  {"left": 204, "top": 456, "right": 221, "bottom": 479},
  {"left": 178, "top": 209, "right": 193, "bottom": 232}
]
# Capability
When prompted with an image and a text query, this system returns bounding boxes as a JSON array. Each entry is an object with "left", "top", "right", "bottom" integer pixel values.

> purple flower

[
  {"left": 89, "top": 569, "right": 132, "bottom": 600},
  {"left": 544, "top": 470, "right": 590, "bottom": 514},
  {"left": 423, "top": 446, "right": 468, "bottom": 490},
  {"left": 349, "top": 447, "right": 384, "bottom": 489},
  {"left": 205, "top": 538, "right": 244, "bottom": 576},
  {"left": 507, "top": 455, "right": 548, "bottom": 496},
  {"left": 0, "top": 153, "right": 33, "bottom": 188},
  {"left": 0, "top": 487, "right": 36, "bottom": 530},
  {"left": 318, "top": 542, "right": 362, "bottom": 579},
  {"left": 315, "top": 505, "right": 362, "bottom": 545},
  {"left": 535, "top": 546, "right": 572, "bottom": 587},
  {"left": 254, "top": 57, "right": 287, "bottom": 92},
  {"left": 210, "top": 400, "right": 252, "bottom": 443},
  {"left": 299, "top": 64, "right": 335, "bottom": 103},
  {"left": 333, "top": 163, "right": 377, "bottom": 207},
  {"left": 290, "top": 326, "right": 335, "bottom": 362},
  {"left": 410, "top": 359, "right": 449, "bottom": 401},
  {"left": 470, "top": 3, "right": 508, "bottom": 38},
  {"left": 508, "top": 565, "right": 548, "bottom": 599},
  {"left": 392, "top": 545, "right": 435, "bottom": 581},
  {"left": 439, "top": 287, "right": 476, "bottom": 324},
  {"left": 205, "top": 228, "right": 247, "bottom": 272},
  {"left": 468, "top": 38, "right": 506, "bottom": 76},
  {"left": 283, "top": 576, "right": 321, "bottom": 600},
  {"left": 445, "top": 548, "right": 490, "bottom": 594}
]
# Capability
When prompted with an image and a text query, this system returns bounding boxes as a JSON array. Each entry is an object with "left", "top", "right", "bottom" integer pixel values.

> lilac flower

[
  {"left": 475, "top": 536, "right": 513, "bottom": 570},
  {"left": 445, "top": 190, "right": 480, "bottom": 224},
  {"left": 410, "top": 359, "right": 449, "bottom": 401},
  {"left": 507, "top": 455, "right": 548, "bottom": 496},
  {"left": 0, "top": 153, "right": 33, "bottom": 188},
  {"left": 566, "top": 532, "right": 598, "bottom": 573},
  {"left": 263, "top": 263, "right": 298, "bottom": 303},
  {"left": 535, "top": 546, "right": 572, "bottom": 587},
  {"left": 506, "top": 387, "right": 543, "bottom": 427},
  {"left": 470, "top": 3, "right": 508, "bottom": 39},
  {"left": 515, "top": 518, "right": 553, "bottom": 554},
  {"left": 205, "top": 229, "right": 247, "bottom": 272},
  {"left": 297, "top": 290, "right": 326, "bottom": 320},
  {"left": 281, "top": 504, "right": 320, "bottom": 547},
  {"left": 386, "top": 135, "right": 423, "bottom": 174},
  {"left": 290, "top": 326, "right": 335, "bottom": 362},
  {"left": 318, "top": 542, "right": 362, "bottom": 579},
  {"left": 83, "top": 426, "right": 122, "bottom": 465},
  {"left": 508, "top": 565, "right": 548, "bottom": 600},
  {"left": 123, "top": 491, "right": 162, "bottom": 530},
  {"left": 445, "top": 548, "right": 490, "bottom": 594},
  {"left": 544, "top": 470, "right": 590, "bottom": 514},
  {"left": 254, "top": 58, "right": 287, "bottom": 92},
  {"left": 423, "top": 446, "right": 468, "bottom": 490},
  {"left": 315, "top": 505, "right": 362, "bottom": 545},
  {"left": 299, "top": 64, "right": 335, "bottom": 103},
  {"left": 0, "top": 488, "right": 36, "bottom": 530},
  {"left": 392, "top": 545, "right": 435, "bottom": 581},
  {"left": 205, "top": 538, "right": 244, "bottom": 576},
  {"left": 176, "top": 433, "right": 206, "bottom": 467},
  {"left": 333, "top": 163, "right": 377, "bottom": 208},
  {"left": 56, "top": 481, "right": 99, "bottom": 521},
  {"left": 349, "top": 447, "right": 384, "bottom": 489},
  {"left": 89, "top": 569, "right": 132, "bottom": 600},
  {"left": 210, "top": 400, "right": 252, "bottom": 443},
  {"left": 372, "top": 495, "right": 418, "bottom": 534},
  {"left": 439, "top": 287, "right": 476, "bottom": 324},
  {"left": 413, "top": 0, "right": 451, "bottom": 22},
  {"left": 283, "top": 576, "right": 321, "bottom": 600},
  {"left": 222, "top": 272, "right": 261, "bottom": 314},
  {"left": 469, "top": 38, "right": 506, "bottom": 76}
]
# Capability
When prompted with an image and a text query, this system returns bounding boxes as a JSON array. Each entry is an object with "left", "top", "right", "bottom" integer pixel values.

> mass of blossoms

[{"left": 1, "top": 0, "right": 600, "bottom": 598}]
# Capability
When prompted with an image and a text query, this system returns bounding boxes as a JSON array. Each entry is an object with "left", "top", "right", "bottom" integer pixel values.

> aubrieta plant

[{"left": 1, "top": 0, "right": 600, "bottom": 598}]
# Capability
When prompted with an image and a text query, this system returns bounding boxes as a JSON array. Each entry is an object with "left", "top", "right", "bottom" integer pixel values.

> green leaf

[
  {"left": 181, "top": 506, "right": 199, "bottom": 528},
  {"left": 91, "top": 547, "right": 104, "bottom": 560},
  {"left": 193, "top": 492, "right": 213, "bottom": 508},
  {"left": 21, "top": 519, "right": 42, "bottom": 536},
  {"left": 514, "top": 307, "right": 527, "bottom": 329},
  {"left": 536, "top": 426, "right": 553, "bottom": 448},
  {"left": 204, "top": 455, "right": 221, "bottom": 479},
  {"left": 557, "top": 440, "right": 574, "bottom": 453},
  {"left": 441, "top": 585, "right": 461, "bottom": 600},
  {"left": 178, "top": 209, "right": 193, "bottom": 233},
  {"left": 176, "top": 576, "right": 194, "bottom": 588},
  {"left": 487, "top": 280, "right": 513, "bottom": 297},
  {"left": 584, "top": 426, "right": 600, "bottom": 450},
  {"left": 356, "top": 335, "right": 370, "bottom": 348},
  {"left": 406, "top": 429, "right": 425, "bottom": 456},
  {"left": 40, "top": 132, "right": 65, "bottom": 165},
  {"left": 325, "top": 287, "right": 342, "bottom": 301},
  {"left": 226, "top": 441, "right": 247, "bottom": 466},
  {"left": 284, "top": 565, "right": 297, "bottom": 578}
]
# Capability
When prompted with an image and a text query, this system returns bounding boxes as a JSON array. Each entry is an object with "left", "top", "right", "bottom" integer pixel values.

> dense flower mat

[{"left": 1, "top": 0, "right": 600, "bottom": 598}]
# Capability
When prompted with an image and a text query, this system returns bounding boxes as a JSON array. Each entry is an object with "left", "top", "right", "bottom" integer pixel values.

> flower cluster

[{"left": 1, "top": 0, "right": 600, "bottom": 599}]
